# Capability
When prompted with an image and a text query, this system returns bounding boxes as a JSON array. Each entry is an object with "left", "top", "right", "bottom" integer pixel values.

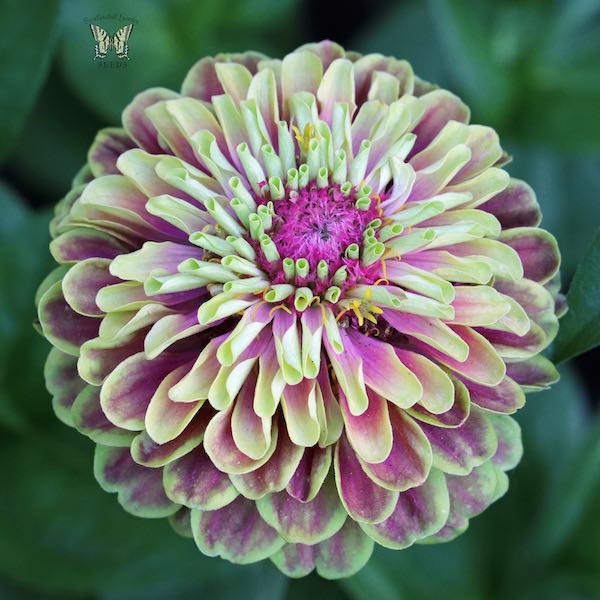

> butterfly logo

[{"left": 90, "top": 24, "right": 134, "bottom": 60}]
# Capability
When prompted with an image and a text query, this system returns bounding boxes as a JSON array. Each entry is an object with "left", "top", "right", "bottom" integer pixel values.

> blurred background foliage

[{"left": 0, "top": 0, "right": 599, "bottom": 597}]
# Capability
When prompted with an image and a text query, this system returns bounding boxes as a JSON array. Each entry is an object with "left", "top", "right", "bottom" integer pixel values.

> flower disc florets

[
  {"left": 257, "top": 182, "right": 381, "bottom": 296},
  {"left": 36, "top": 40, "right": 564, "bottom": 579}
]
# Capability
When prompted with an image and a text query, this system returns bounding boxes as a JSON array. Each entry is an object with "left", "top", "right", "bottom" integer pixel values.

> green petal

[
  {"left": 163, "top": 445, "right": 239, "bottom": 510},
  {"left": 422, "top": 461, "right": 505, "bottom": 543},
  {"left": 314, "top": 519, "right": 375, "bottom": 579},
  {"left": 270, "top": 543, "right": 315, "bottom": 578},
  {"left": 360, "top": 468, "right": 450, "bottom": 549},
  {"left": 191, "top": 497, "right": 284, "bottom": 564},
  {"left": 257, "top": 475, "right": 346, "bottom": 545},
  {"left": 281, "top": 51, "right": 323, "bottom": 113},
  {"left": 488, "top": 414, "right": 523, "bottom": 471},
  {"left": 72, "top": 385, "right": 136, "bottom": 446},
  {"left": 230, "top": 423, "right": 304, "bottom": 500},
  {"left": 422, "top": 406, "right": 498, "bottom": 476},
  {"left": 94, "top": 444, "right": 179, "bottom": 518},
  {"left": 44, "top": 347, "right": 86, "bottom": 427}
]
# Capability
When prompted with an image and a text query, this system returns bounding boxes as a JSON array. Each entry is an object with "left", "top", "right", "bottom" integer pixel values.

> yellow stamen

[
  {"left": 352, "top": 306, "right": 364, "bottom": 326},
  {"left": 251, "top": 300, "right": 267, "bottom": 318},
  {"left": 376, "top": 194, "right": 383, "bottom": 217},
  {"left": 381, "top": 259, "right": 388, "bottom": 280},
  {"left": 319, "top": 303, "right": 327, "bottom": 321},
  {"left": 292, "top": 123, "right": 315, "bottom": 154},
  {"left": 269, "top": 303, "right": 292, "bottom": 318}
]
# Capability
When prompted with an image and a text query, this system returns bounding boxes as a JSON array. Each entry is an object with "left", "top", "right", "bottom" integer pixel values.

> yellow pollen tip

[{"left": 352, "top": 307, "right": 364, "bottom": 326}]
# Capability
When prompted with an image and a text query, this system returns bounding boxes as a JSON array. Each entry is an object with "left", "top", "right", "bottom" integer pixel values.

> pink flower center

[{"left": 254, "top": 184, "right": 382, "bottom": 294}]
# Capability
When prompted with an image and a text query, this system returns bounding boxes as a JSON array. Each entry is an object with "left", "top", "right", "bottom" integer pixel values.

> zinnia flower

[{"left": 36, "top": 40, "right": 564, "bottom": 578}]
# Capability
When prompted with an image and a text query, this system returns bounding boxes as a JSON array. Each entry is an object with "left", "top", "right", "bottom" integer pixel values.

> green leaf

[
  {"left": 425, "top": 0, "right": 514, "bottom": 124},
  {"left": 553, "top": 228, "right": 600, "bottom": 362},
  {"left": 341, "top": 535, "right": 483, "bottom": 600},
  {"left": 511, "top": 0, "right": 600, "bottom": 150},
  {"left": 7, "top": 72, "right": 104, "bottom": 202},
  {"left": 530, "top": 413, "right": 600, "bottom": 564},
  {"left": 0, "top": 0, "right": 60, "bottom": 162},
  {"left": 516, "top": 89, "right": 600, "bottom": 151},
  {"left": 286, "top": 573, "right": 349, "bottom": 599},
  {"left": 515, "top": 366, "right": 587, "bottom": 482},
  {"left": 519, "top": 570, "right": 600, "bottom": 600},
  {"left": 0, "top": 182, "right": 54, "bottom": 430}
]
